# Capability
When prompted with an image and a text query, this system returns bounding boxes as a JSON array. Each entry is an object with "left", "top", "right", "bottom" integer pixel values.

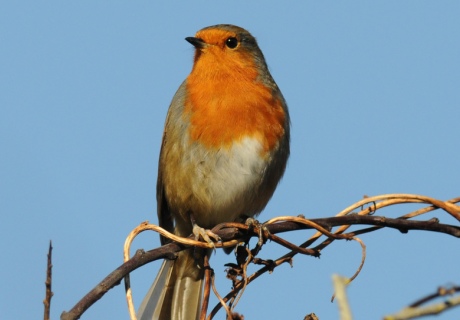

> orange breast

[{"left": 184, "top": 54, "right": 286, "bottom": 154}]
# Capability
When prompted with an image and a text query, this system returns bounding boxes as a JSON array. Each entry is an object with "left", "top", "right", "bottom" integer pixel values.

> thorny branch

[{"left": 60, "top": 194, "right": 460, "bottom": 320}]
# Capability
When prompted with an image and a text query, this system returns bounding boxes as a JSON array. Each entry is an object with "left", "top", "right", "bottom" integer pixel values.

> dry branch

[
  {"left": 332, "top": 274, "right": 352, "bottom": 320},
  {"left": 383, "top": 285, "right": 460, "bottom": 320},
  {"left": 60, "top": 194, "right": 460, "bottom": 320},
  {"left": 43, "top": 241, "right": 53, "bottom": 320}
]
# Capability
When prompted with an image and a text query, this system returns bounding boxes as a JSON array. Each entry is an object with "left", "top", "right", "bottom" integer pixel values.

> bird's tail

[{"left": 137, "top": 249, "right": 204, "bottom": 320}]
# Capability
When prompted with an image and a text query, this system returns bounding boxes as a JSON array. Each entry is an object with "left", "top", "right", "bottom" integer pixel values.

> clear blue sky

[{"left": 1, "top": 2, "right": 459, "bottom": 319}]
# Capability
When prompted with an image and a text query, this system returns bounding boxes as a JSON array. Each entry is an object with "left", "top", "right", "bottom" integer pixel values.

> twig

[
  {"left": 200, "top": 255, "right": 212, "bottom": 320},
  {"left": 331, "top": 237, "right": 366, "bottom": 302},
  {"left": 268, "top": 233, "right": 319, "bottom": 256},
  {"left": 383, "top": 287, "right": 460, "bottom": 319},
  {"left": 210, "top": 271, "right": 232, "bottom": 320},
  {"left": 43, "top": 241, "right": 53, "bottom": 320},
  {"left": 410, "top": 286, "right": 460, "bottom": 308},
  {"left": 309, "top": 195, "right": 460, "bottom": 251},
  {"left": 332, "top": 274, "right": 353, "bottom": 320},
  {"left": 61, "top": 244, "right": 181, "bottom": 320}
]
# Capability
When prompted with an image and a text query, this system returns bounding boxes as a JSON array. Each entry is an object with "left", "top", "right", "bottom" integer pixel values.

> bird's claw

[
  {"left": 192, "top": 224, "right": 221, "bottom": 249},
  {"left": 245, "top": 217, "right": 270, "bottom": 252}
]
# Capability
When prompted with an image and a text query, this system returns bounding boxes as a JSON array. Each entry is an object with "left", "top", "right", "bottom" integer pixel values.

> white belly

[{"left": 164, "top": 136, "right": 270, "bottom": 228}]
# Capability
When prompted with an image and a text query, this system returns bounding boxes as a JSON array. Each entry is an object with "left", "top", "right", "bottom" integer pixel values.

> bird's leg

[
  {"left": 245, "top": 217, "right": 269, "bottom": 255},
  {"left": 189, "top": 212, "right": 221, "bottom": 248}
]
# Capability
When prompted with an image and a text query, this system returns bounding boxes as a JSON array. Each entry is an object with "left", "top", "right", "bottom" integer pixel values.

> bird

[{"left": 138, "top": 24, "right": 290, "bottom": 320}]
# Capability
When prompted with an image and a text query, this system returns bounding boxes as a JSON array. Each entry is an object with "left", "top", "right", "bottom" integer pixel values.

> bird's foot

[
  {"left": 192, "top": 223, "right": 221, "bottom": 248},
  {"left": 188, "top": 212, "right": 220, "bottom": 250},
  {"left": 245, "top": 217, "right": 269, "bottom": 253}
]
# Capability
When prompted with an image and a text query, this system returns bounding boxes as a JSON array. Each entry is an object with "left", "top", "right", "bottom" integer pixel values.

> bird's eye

[{"left": 225, "top": 37, "right": 238, "bottom": 49}]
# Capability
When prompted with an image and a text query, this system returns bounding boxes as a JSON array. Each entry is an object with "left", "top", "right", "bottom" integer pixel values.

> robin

[{"left": 138, "top": 24, "right": 290, "bottom": 320}]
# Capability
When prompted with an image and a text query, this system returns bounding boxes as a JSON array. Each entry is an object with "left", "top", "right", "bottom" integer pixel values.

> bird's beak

[{"left": 185, "top": 37, "right": 206, "bottom": 49}]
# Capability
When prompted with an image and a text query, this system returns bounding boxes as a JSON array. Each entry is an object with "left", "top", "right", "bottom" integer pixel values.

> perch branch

[{"left": 60, "top": 194, "right": 460, "bottom": 320}]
